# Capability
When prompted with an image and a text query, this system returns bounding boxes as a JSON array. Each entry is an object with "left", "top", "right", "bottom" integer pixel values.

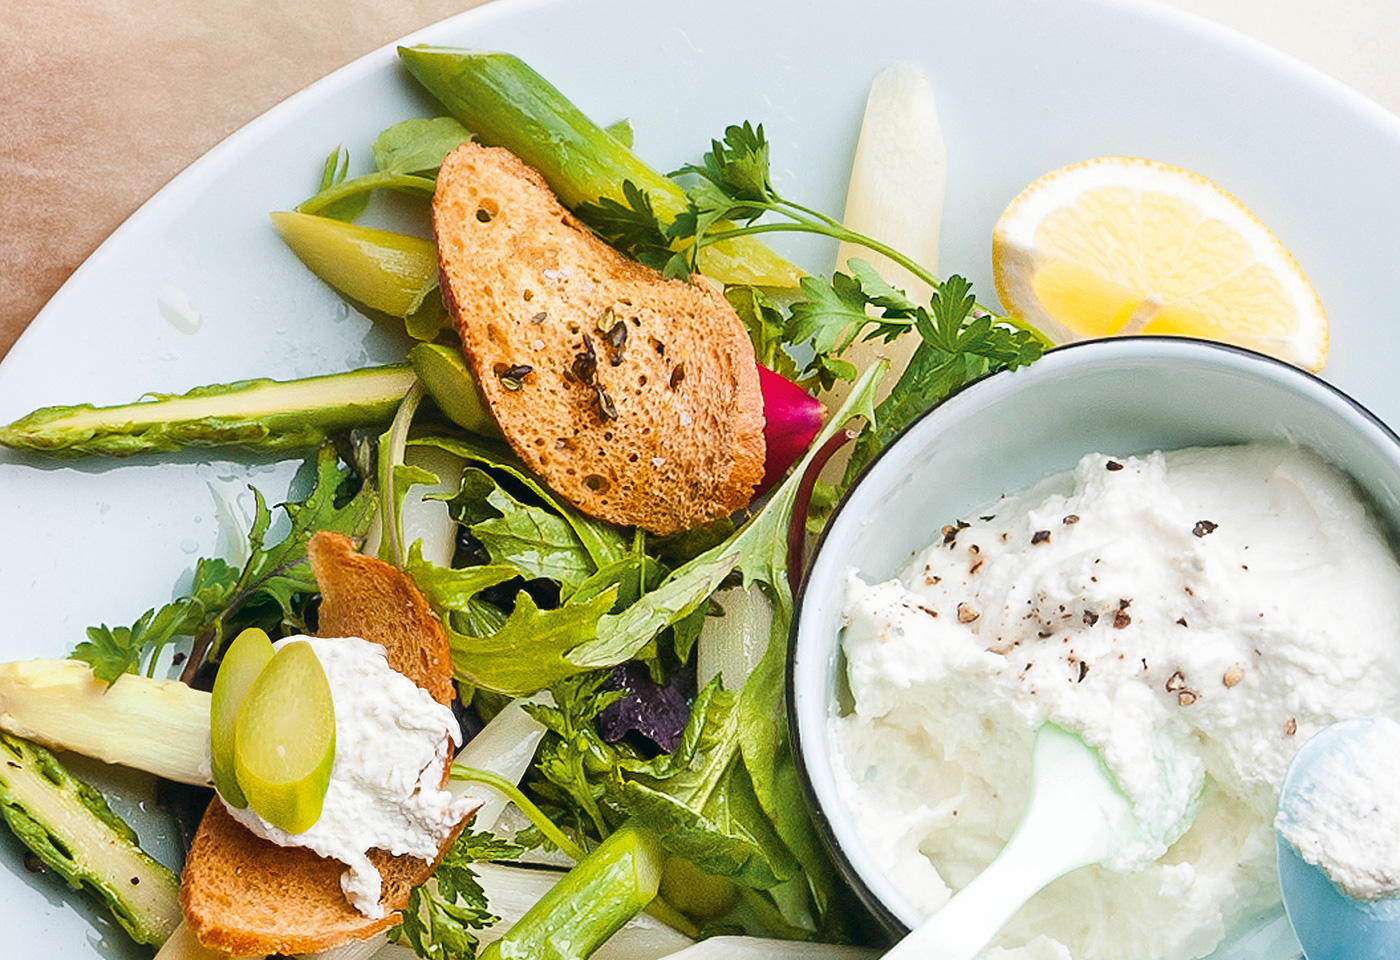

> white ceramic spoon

[{"left": 883, "top": 724, "right": 1148, "bottom": 960}]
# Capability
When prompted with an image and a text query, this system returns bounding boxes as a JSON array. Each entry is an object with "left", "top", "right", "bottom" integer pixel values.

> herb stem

[
  {"left": 178, "top": 626, "right": 214, "bottom": 686},
  {"left": 702, "top": 218, "right": 940, "bottom": 292},
  {"left": 296, "top": 170, "right": 437, "bottom": 216},
  {"left": 451, "top": 765, "right": 586, "bottom": 861},
  {"left": 774, "top": 197, "right": 847, "bottom": 232},
  {"left": 698, "top": 200, "right": 1055, "bottom": 349},
  {"left": 378, "top": 380, "right": 425, "bottom": 568}
]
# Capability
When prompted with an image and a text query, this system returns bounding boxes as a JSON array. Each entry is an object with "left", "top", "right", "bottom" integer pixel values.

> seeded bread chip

[
  {"left": 433, "top": 142, "right": 766, "bottom": 536},
  {"left": 307, "top": 530, "right": 455, "bottom": 705},
  {"left": 180, "top": 532, "right": 474, "bottom": 955}
]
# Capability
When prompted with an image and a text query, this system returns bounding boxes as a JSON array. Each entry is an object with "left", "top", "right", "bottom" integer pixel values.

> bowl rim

[{"left": 785, "top": 334, "right": 1400, "bottom": 936}]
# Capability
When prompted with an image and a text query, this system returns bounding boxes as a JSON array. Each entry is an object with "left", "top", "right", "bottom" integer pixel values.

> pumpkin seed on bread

[
  {"left": 433, "top": 142, "right": 766, "bottom": 536},
  {"left": 179, "top": 532, "right": 476, "bottom": 955}
]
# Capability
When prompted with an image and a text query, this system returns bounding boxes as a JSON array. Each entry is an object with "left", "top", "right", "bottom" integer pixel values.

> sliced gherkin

[
  {"left": 234, "top": 641, "right": 336, "bottom": 834},
  {"left": 210, "top": 627, "right": 275, "bottom": 809},
  {"left": 0, "top": 733, "right": 181, "bottom": 946},
  {"left": 0, "top": 364, "right": 416, "bottom": 458},
  {"left": 271, "top": 211, "right": 439, "bottom": 317}
]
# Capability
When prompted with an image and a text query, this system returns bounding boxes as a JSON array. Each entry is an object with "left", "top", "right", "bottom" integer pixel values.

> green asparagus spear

[
  {"left": 0, "top": 733, "right": 182, "bottom": 946},
  {"left": 479, "top": 820, "right": 665, "bottom": 960},
  {"left": 0, "top": 365, "right": 417, "bottom": 457},
  {"left": 409, "top": 343, "right": 501, "bottom": 437},
  {"left": 397, "top": 47, "right": 802, "bottom": 290}
]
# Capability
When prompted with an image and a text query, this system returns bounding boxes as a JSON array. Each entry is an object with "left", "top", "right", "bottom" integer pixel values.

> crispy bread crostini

[
  {"left": 433, "top": 142, "right": 766, "bottom": 536},
  {"left": 180, "top": 532, "right": 476, "bottom": 955}
]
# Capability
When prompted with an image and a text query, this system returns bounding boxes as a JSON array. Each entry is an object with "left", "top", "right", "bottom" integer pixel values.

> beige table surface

[{"left": 2, "top": 0, "right": 1398, "bottom": 366}]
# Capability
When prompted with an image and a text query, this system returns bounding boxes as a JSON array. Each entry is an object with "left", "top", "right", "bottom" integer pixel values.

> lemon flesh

[
  {"left": 993, "top": 157, "right": 1327, "bottom": 371},
  {"left": 209, "top": 627, "right": 274, "bottom": 809},
  {"left": 233, "top": 640, "right": 336, "bottom": 834}
]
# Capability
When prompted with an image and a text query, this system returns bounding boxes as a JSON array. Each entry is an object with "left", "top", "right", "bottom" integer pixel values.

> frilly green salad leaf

[
  {"left": 239, "top": 443, "right": 378, "bottom": 620},
  {"left": 445, "top": 467, "right": 596, "bottom": 599},
  {"left": 726, "top": 285, "right": 803, "bottom": 383},
  {"left": 450, "top": 583, "right": 620, "bottom": 698},
  {"left": 413, "top": 434, "right": 628, "bottom": 570}
]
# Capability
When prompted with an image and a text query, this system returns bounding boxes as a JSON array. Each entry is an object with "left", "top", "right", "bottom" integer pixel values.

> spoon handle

[{"left": 884, "top": 725, "right": 1124, "bottom": 960}]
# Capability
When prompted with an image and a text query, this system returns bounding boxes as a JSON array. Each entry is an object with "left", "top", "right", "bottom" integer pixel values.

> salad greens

[
  {"left": 76, "top": 443, "right": 376, "bottom": 683},
  {"left": 298, "top": 116, "right": 471, "bottom": 221},
  {"left": 0, "top": 43, "right": 1049, "bottom": 960}
]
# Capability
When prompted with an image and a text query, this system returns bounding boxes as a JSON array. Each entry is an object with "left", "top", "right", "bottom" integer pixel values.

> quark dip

[
  {"left": 1276, "top": 716, "right": 1400, "bottom": 902},
  {"left": 834, "top": 444, "right": 1400, "bottom": 960},
  {"left": 224, "top": 636, "right": 478, "bottom": 918}
]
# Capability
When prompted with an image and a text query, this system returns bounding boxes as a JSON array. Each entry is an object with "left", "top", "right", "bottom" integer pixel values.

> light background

[{"left": 1, "top": 0, "right": 1396, "bottom": 364}]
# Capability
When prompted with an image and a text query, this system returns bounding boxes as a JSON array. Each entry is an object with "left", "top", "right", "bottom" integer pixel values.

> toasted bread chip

[
  {"left": 308, "top": 531, "right": 455, "bottom": 705},
  {"left": 434, "top": 142, "right": 765, "bottom": 535},
  {"left": 181, "top": 532, "right": 473, "bottom": 955}
]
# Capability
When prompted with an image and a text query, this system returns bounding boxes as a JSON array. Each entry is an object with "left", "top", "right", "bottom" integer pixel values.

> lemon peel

[{"left": 993, "top": 156, "right": 1327, "bottom": 370}]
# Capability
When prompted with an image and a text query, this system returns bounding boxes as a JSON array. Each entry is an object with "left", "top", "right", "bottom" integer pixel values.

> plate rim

[
  {"left": 0, "top": 0, "right": 1396, "bottom": 956},
  {"left": 4, "top": 0, "right": 1399, "bottom": 382}
]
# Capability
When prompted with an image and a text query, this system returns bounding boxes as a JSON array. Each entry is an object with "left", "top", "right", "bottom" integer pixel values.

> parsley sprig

[
  {"left": 842, "top": 272, "right": 1045, "bottom": 481},
  {"left": 393, "top": 829, "right": 524, "bottom": 960},
  {"left": 577, "top": 121, "right": 1048, "bottom": 392}
]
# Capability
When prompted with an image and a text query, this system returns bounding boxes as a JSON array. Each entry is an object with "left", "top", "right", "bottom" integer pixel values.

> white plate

[{"left": 2, "top": 0, "right": 1398, "bottom": 955}]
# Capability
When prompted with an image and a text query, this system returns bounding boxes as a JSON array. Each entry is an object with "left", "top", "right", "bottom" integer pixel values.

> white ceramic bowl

[{"left": 787, "top": 336, "right": 1400, "bottom": 955}]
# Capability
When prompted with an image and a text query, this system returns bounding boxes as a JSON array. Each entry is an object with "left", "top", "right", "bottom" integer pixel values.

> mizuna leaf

[{"left": 449, "top": 588, "right": 619, "bottom": 697}]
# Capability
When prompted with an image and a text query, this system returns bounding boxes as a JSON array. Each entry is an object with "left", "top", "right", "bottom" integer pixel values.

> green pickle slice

[
  {"left": 233, "top": 640, "right": 337, "bottom": 833},
  {"left": 209, "top": 627, "right": 275, "bottom": 808}
]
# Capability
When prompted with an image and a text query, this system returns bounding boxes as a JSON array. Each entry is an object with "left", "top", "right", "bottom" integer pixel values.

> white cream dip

[
  {"left": 223, "top": 635, "right": 479, "bottom": 918},
  {"left": 834, "top": 445, "right": 1400, "bottom": 960},
  {"left": 1276, "top": 717, "right": 1400, "bottom": 901}
]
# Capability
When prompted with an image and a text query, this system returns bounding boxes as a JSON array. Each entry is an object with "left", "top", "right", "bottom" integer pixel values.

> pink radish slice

[{"left": 756, "top": 363, "right": 824, "bottom": 495}]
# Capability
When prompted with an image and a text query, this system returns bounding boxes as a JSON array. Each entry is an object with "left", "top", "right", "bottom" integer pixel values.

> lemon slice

[{"left": 993, "top": 156, "right": 1327, "bottom": 370}]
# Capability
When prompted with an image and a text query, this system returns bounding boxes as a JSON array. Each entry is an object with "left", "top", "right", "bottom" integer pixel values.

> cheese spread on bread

[{"left": 222, "top": 635, "right": 474, "bottom": 918}]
